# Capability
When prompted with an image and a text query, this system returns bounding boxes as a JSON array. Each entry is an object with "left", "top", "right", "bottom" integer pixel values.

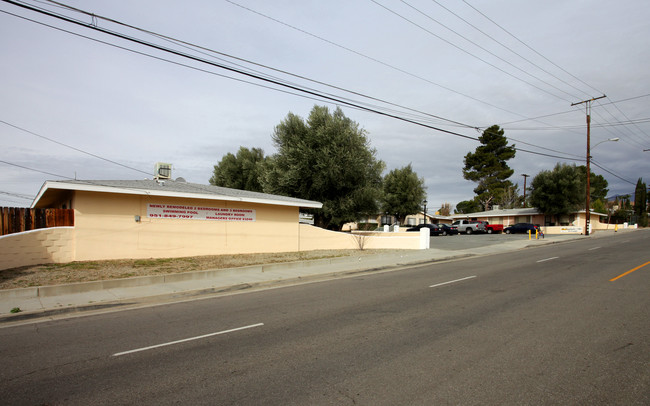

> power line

[
  {"left": 398, "top": 0, "right": 581, "bottom": 101},
  {"left": 508, "top": 137, "right": 583, "bottom": 159},
  {"left": 0, "top": 119, "right": 152, "bottom": 176},
  {"left": 0, "top": 190, "right": 33, "bottom": 200},
  {"left": 370, "top": 0, "right": 570, "bottom": 102},
  {"left": 591, "top": 160, "right": 636, "bottom": 186},
  {"left": 431, "top": 0, "right": 593, "bottom": 99},
  {"left": 223, "top": 0, "right": 553, "bottom": 123},
  {"left": 0, "top": 159, "right": 71, "bottom": 179},
  {"left": 42, "top": 1, "right": 479, "bottom": 131},
  {"left": 2, "top": 0, "right": 483, "bottom": 142},
  {"left": 503, "top": 117, "right": 650, "bottom": 131},
  {"left": 223, "top": 0, "right": 601, "bottom": 139},
  {"left": 2, "top": 1, "right": 592, "bottom": 163},
  {"left": 461, "top": 0, "right": 606, "bottom": 97}
]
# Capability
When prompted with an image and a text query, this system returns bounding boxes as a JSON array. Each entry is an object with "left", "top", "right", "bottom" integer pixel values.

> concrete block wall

[{"left": 0, "top": 227, "right": 75, "bottom": 271}]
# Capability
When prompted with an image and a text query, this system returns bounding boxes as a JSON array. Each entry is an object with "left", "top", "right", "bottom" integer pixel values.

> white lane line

[
  {"left": 429, "top": 276, "right": 476, "bottom": 288},
  {"left": 112, "top": 323, "right": 264, "bottom": 357},
  {"left": 588, "top": 247, "right": 601, "bottom": 251},
  {"left": 537, "top": 257, "right": 559, "bottom": 263}
]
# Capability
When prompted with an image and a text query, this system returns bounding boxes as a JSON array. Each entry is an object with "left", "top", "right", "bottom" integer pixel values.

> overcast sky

[{"left": 1, "top": 0, "right": 649, "bottom": 211}]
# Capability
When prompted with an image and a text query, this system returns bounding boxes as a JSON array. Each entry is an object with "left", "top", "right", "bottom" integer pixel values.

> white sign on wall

[{"left": 147, "top": 204, "right": 256, "bottom": 222}]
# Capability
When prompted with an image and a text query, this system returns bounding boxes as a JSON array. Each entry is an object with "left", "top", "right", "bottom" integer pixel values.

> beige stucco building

[{"left": 0, "top": 179, "right": 422, "bottom": 270}]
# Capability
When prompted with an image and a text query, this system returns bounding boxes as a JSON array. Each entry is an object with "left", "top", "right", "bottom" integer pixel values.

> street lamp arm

[{"left": 592, "top": 137, "right": 620, "bottom": 149}]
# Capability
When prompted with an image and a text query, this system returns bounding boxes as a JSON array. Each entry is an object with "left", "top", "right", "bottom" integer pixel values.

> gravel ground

[{"left": 0, "top": 249, "right": 394, "bottom": 290}]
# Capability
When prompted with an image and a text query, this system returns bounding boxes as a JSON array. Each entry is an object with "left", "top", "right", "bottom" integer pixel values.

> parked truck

[
  {"left": 482, "top": 221, "right": 503, "bottom": 234},
  {"left": 451, "top": 219, "right": 486, "bottom": 234}
]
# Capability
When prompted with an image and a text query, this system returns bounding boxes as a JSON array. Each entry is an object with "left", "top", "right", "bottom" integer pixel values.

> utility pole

[
  {"left": 571, "top": 95, "right": 606, "bottom": 236},
  {"left": 522, "top": 174, "right": 530, "bottom": 208}
]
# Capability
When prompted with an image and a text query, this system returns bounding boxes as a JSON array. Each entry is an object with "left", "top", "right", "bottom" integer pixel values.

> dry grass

[{"left": 0, "top": 250, "right": 392, "bottom": 290}]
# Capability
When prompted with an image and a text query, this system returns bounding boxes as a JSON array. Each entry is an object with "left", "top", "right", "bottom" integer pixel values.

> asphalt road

[
  {"left": 1, "top": 231, "right": 648, "bottom": 405},
  {"left": 427, "top": 229, "right": 560, "bottom": 251}
]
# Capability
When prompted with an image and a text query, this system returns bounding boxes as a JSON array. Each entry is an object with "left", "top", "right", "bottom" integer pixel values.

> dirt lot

[{"left": 0, "top": 249, "right": 392, "bottom": 290}]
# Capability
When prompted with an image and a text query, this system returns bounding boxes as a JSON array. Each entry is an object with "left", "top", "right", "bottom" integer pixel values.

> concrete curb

[
  {"left": 1, "top": 230, "right": 637, "bottom": 323},
  {"left": 0, "top": 253, "right": 475, "bottom": 323},
  {"left": 0, "top": 258, "right": 347, "bottom": 301}
]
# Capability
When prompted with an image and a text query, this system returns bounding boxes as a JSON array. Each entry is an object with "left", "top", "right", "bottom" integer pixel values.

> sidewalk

[{"left": 0, "top": 233, "right": 602, "bottom": 323}]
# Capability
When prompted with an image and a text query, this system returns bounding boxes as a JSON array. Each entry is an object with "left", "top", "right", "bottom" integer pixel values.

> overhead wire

[
  {"left": 460, "top": 0, "right": 650, "bottom": 151},
  {"left": 223, "top": 0, "right": 557, "bottom": 125},
  {"left": 0, "top": 1, "right": 608, "bottom": 165},
  {"left": 370, "top": 0, "right": 571, "bottom": 102},
  {"left": 430, "top": 0, "right": 593, "bottom": 99},
  {"left": 0, "top": 190, "right": 33, "bottom": 200},
  {"left": 221, "top": 0, "right": 606, "bottom": 151},
  {"left": 461, "top": 0, "right": 606, "bottom": 97},
  {"left": 398, "top": 0, "right": 581, "bottom": 101},
  {"left": 42, "top": 0, "right": 478, "bottom": 131},
  {"left": 2, "top": 1, "right": 483, "bottom": 143},
  {"left": 591, "top": 160, "right": 636, "bottom": 186},
  {"left": 0, "top": 119, "right": 152, "bottom": 176}
]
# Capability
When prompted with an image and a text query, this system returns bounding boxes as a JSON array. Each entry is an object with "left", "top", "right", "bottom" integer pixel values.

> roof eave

[{"left": 32, "top": 181, "right": 322, "bottom": 209}]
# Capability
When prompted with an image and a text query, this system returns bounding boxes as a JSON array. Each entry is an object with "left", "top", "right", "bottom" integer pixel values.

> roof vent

[
  {"left": 175, "top": 177, "right": 186, "bottom": 182},
  {"left": 154, "top": 162, "right": 172, "bottom": 180}
]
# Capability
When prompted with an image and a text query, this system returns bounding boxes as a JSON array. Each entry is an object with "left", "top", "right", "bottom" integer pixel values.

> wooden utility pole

[
  {"left": 522, "top": 174, "right": 530, "bottom": 207},
  {"left": 571, "top": 95, "right": 606, "bottom": 236}
]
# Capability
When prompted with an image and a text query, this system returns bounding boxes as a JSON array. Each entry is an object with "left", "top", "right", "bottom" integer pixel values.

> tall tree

[
  {"left": 577, "top": 165, "right": 609, "bottom": 203},
  {"left": 495, "top": 183, "right": 523, "bottom": 209},
  {"left": 463, "top": 125, "right": 516, "bottom": 210},
  {"left": 381, "top": 164, "right": 426, "bottom": 225},
  {"left": 454, "top": 199, "right": 481, "bottom": 214},
  {"left": 209, "top": 146, "right": 267, "bottom": 192},
  {"left": 529, "top": 163, "right": 585, "bottom": 224},
  {"left": 261, "top": 105, "right": 385, "bottom": 229},
  {"left": 634, "top": 178, "right": 648, "bottom": 227}
]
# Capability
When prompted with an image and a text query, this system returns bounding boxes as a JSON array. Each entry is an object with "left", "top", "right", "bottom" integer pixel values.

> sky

[{"left": 1, "top": 0, "right": 649, "bottom": 211}]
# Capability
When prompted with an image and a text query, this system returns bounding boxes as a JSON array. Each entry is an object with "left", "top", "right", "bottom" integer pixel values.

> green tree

[
  {"left": 634, "top": 178, "right": 648, "bottom": 227},
  {"left": 261, "top": 105, "right": 385, "bottom": 230},
  {"left": 209, "top": 146, "right": 267, "bottom": 192},
  {"left": 592, "top": 198, "right": 606, "bottom": 215},
  {"left": 529, "top": 163, "right": 585, "bottom": 224},
  {"left": 577, "top": 165, "right": 609, "bottom": 203},
  {"left": 463, "top": 125, "right": 516, "bottom": 210},
  {"left": 381, "top": 164, "right": 426, "bottom": 224},
  {"left": 454, "top": 199, "right": 481, "bottom": 214}
]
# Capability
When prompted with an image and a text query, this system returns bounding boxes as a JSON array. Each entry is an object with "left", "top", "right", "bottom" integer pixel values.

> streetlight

[
  {"left": 423, "top": 199, "right": 428, "bottom": 225},
  {"left": 592, "top": 137, "right": 620, "bottom": 149},
  {"left": 586, "top": 137, "right": 619, "bottom": 235}
]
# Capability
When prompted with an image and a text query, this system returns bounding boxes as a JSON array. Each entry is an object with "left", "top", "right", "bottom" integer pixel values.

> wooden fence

[{"left": 0, "top": 207, "right": 74, "bottom": 236}]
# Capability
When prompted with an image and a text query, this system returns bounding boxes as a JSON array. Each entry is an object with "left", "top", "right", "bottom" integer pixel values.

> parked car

[
  {"left": 437, "top": 223, "right": 459, "bottom": 236},
  {"left": 451, "top": 219, "right": 486, "bottom": 234},
  {"left": 504, "top": 223, "right": 539, "bottom": 234},
  {"left": 482, "top": 221, "right": 504, "bottom": 234},
  {"left": 406, "top": 223, "right": 443, "bottom": 236}
]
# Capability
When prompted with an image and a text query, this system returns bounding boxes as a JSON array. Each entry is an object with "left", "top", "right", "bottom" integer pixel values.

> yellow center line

[{"left": 610, "top": 261, "right": 650, "bottom": 282}]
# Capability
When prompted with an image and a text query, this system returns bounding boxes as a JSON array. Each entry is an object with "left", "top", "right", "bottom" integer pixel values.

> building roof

[
  {"left": 451, "top": 208, "right": 540, "bottom": 219},
  {"left": 32, "top": 179, "right": 323, "bottom": 209},
  {"left": 451, "top": 207, "right": 607, "bottom": 218}
]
